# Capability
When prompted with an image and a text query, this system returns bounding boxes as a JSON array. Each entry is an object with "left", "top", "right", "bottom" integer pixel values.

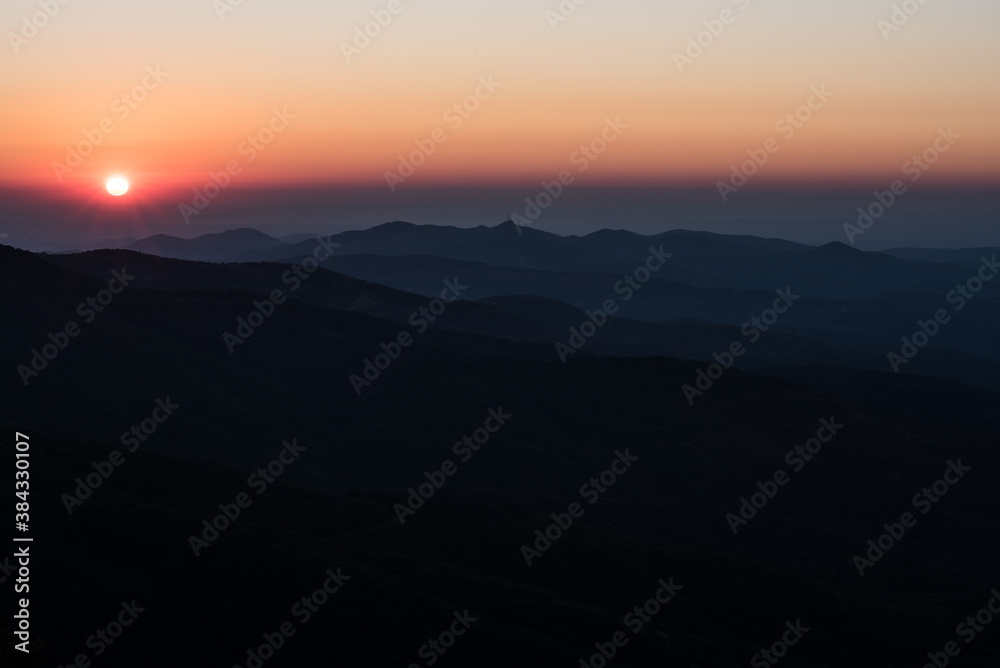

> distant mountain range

[
  {"left": 90, "top": 221, "right": 996, "bottom": 299},
  {"left": 123, "top": 227, "right": 287, "bottom": 261},
  {"left": 47, "top": 222, "right": 999, "bottom": 363},
  {"left": 5, "top": 222, "right": 1000, "bottom": 666}
]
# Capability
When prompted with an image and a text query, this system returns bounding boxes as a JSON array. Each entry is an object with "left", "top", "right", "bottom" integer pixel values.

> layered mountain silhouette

[
  {"left": 84, "top": 221, "right": 992, "bottom": 299},
  {"left": 124, "top": 228, "right": 287, "bottom": 261},
  {"left": 4, "top": 223, "right": 999, "bottom": 667}
]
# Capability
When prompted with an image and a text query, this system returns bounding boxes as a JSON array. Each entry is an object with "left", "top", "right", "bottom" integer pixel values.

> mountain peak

[
  {"left": 810, "top": 241, "right": 861, "bottom": 256},
  {"left": 583, "top": 229, "right": 640, "bottom": 240},
  {"left": 368, "top": 221, "right": 419, "bottom": 232},
  {"left": 213, "top": 228, "right": 280, "bottom": 241}
]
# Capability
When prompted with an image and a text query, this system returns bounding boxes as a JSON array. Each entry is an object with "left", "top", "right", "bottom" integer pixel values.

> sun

[{"left": 105, "top": 176, "right": 130, "bottom": 197}]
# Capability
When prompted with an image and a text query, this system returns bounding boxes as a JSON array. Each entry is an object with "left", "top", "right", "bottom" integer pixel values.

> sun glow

[{"left": 105, "top": 177, "right": 129, "bottom": 197}]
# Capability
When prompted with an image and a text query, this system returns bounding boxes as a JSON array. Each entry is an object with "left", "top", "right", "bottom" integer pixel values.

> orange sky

[{"left": 2, "top": 0, "right": 998, "bottom": 198}]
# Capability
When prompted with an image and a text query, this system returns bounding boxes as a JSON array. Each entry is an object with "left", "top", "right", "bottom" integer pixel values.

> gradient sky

[{"left": 2, "top": 0, "right": 998, "bottom": 198}]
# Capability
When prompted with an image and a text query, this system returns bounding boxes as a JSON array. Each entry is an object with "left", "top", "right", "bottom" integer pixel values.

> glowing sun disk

[{"left": 106, "top": 177, "right": 129, "bottom": 197}]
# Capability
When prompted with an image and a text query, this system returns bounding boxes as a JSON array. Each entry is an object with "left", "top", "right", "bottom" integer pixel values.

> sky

[{"left": 1, "top": 0, "right": 998, "bottom": 246}]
